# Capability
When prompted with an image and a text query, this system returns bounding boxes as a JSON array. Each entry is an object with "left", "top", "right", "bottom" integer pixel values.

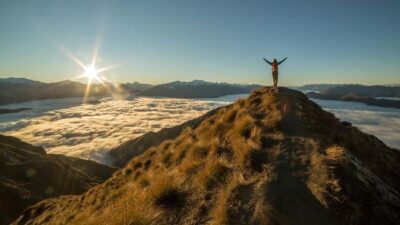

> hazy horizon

[{"left": 1, "top": 0, "right": 399, "bottom": 86}]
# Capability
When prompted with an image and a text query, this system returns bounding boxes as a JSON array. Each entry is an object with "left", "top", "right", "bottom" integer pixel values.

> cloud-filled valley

[{"left": 2, "top": 97, "right": 227, "bottom": 160}]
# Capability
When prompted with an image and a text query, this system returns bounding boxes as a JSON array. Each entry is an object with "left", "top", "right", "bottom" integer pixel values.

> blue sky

[{"left": 0, "top": 0, "right": 399, "bottom": 85}]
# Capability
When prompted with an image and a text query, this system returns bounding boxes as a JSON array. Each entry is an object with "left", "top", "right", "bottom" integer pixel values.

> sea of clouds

[
  {"left": 1, "top": 97, "right": 228, "bottom": 159},
  {"left": 1, "top": 95, "right": 399, "bottom": 163},
  {"left": 312, "top": 98, "right": 400, "bottom": 149}
]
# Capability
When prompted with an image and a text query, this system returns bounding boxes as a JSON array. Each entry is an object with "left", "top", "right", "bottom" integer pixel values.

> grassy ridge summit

[
  {"left": 0, "top": 135, "right": 116, "bottom": 225},
  {"left": 13, "top": 87, "right": 400, "bottom": 225}
]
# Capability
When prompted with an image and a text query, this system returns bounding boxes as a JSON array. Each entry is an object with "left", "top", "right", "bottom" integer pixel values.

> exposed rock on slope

[
  {"left": 14, "top": 87, "right": 400, "bottom": 225},
  {"left": 0, "top": 135, "right": 116, "bottom": 225}
]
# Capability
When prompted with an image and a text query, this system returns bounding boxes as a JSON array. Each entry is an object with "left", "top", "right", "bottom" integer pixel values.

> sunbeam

[{"left": 59, "top": 42, "right": 117, "bottom": 103}]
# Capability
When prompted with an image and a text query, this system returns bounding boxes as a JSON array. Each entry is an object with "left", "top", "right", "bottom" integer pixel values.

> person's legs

[{"left": 272, "top": 71, "right": 278, "bottom": 88}]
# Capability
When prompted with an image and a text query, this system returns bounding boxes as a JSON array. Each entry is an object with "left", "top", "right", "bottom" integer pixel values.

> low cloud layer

[
  {"left": 328, "top": 109, "right": 400, "bottom": 149},
  {"left": 312, "top": 98, "right": 400, "bottom": 150},
  {"left": 1, "top": 96, "right": 399, "bottom": 163},
  {"left": 3, "top": 97, "right": 227, "bottom": 159}
]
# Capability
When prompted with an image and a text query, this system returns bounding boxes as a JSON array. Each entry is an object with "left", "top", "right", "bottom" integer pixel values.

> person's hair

[{"left": 273, "top": 59, "right": 277, "bottom": 63}]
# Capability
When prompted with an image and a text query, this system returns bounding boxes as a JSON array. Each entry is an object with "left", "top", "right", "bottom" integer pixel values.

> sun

[
  {"left": 84, "top": 64, "right": 99, "bottom": 80},
  {"left": 59, "top": 41, "right": 118, "bottom": 103}
]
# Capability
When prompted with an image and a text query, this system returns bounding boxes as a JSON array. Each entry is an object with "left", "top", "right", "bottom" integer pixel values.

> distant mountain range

[
  {"left": 311, "top": 84, "right": 400, "bottom": 97},
  {"left": 0, "top": 78, "right": 131, "bottom": 105},
  {"left": 1, "top": 78, "right": 400, "bottom": 107},
  {"left": 306, "top": 84, "right": 400, "bottom": 109},
  {"left": 0, "top": 78, "right": 260, "bottom": 105},
  {"left": 139, "top": 80, "right": 261, "bottom": 98},
  {"left": 292, "top": 84, "right": 344, "bottom": 92},
  {"left": 124, "top": 81, "right": 153, "bottom": 92}
]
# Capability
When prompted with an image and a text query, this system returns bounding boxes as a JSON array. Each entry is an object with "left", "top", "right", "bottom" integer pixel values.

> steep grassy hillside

[
  {"left": 108, "top": 108, "right": 220, "bottom": 167},
  {"left": 14, "top": 87, "right": 400, "bottom": 225},
  {"left": 0, "top": 135, "right": 116, "bottom": 225}
]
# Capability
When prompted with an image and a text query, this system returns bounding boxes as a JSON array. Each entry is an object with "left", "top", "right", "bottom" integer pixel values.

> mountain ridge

[{"left": 13, "top": 87, "right": 400, "bottom": 225}]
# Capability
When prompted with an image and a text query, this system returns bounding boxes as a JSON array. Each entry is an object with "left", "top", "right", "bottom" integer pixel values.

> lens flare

[{"left": 59, "top": 40, "right": 118, "bottom": 103}]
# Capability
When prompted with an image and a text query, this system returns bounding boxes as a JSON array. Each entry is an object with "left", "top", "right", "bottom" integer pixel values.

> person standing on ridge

[{"left": 263, "top": 57, "right": 287, "bottom": 88}]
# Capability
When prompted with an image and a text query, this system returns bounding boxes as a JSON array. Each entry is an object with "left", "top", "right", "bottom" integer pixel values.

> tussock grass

[
  {"left": 326, "top": 145, "right": 347, "bottom": 164},
  {"left": 207, "top": 174, "right": 246, "bottom": 225},
  {"left": 144, "top": 159, "right": 152, "bottom": 170},
  {"left": 190, "top": 144, "right": 209, "bottom": 159},
  {"left": 178, "top": 159, "right": 203, "bottom": 177},
  {"left": 248, "top": 149, "right": 268, "bottom": 172},
  {"left": 138, "top": 176, "right": 150, "bottom": 187},
  {"left": 162, "top": 152, "right": 173, "bottom": 167},
  {"left": 208, "top": 188, "right": 229, "bottom": 225},
  {"left": 196, "top": 159, "right": 230, "bottom": 190},
  {"left": 230, "top": 113, "right": 254, "bottom": 138},
  {"left": 212, "top": 144, "right": 233, "bottom": 159},
  {"left": 307, "top": 145, "right": 346, "bottom": 207},
  {"left": 83, "top": 187, "right": 162, "bottom": 225},
  {"left": 149, "top": 176, "right": 187, "bottom": 210}
]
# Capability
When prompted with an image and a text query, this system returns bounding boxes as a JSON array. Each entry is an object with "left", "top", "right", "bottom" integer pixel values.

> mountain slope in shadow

[
  {"left": 14, "top": 87, "right": 400, "bottom": 225},
  {"left": 0, "top": 135, "right": 116, "bottom": 225}
]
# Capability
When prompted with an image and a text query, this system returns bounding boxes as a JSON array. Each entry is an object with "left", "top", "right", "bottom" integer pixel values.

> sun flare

[
  {"left": 59, "top": 40, "right": 119, "bottom": 103},
  {"left": 84, "top": 64, "right": 99, "bottom": 80}
]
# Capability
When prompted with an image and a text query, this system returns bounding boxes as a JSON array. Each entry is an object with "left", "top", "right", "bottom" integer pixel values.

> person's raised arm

[
  {"left": 278, "top": 57, "right": 287, "bottom": 65},
  {"left": 263, "top": 57, "right": 272, "bottom": 65}
]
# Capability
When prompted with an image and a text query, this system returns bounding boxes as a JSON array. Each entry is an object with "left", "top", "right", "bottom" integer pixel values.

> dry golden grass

[
  {"left": 195, "top": 159, "right": 230, "bottom": 190},
  {"left": 208, "top": 189, "right": 229, "bottom": 225},
  {"left": 82, "top": 186, "right": 162, "bottom": 225},
  {"left": 177, "top": 159, "right": 203, "bottom": 177},
  {"left": 307, "top": 145, "right": 347, "bottom": 207}
]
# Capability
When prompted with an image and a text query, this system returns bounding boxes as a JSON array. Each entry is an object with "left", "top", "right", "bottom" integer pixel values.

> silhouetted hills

[
  {"left": 0, "top": 77, "right": 44, "bottom": 85},
  {"left": 0, "top": 79, "right": 88, "bottom": 105},
  {"left": 318, "top": 84, "right": 400, "bottom": 97},
  {"left": 140, "top": 80, "right": 261, "bottom": 98},
  {"left": 0, "top": 135, "right": 116, "bottom": 225},
  {"left": 0, "top": 78, "right": 260, "bottom": 105},
  {"left": 14, "top": 87, "right": 400, "bottom": 225},
  {"left": 124, "top": 81, "right": 153, "bottom": 92},
  {"left": 0, "top": 78, "right": 131, "bottom": 105}
]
